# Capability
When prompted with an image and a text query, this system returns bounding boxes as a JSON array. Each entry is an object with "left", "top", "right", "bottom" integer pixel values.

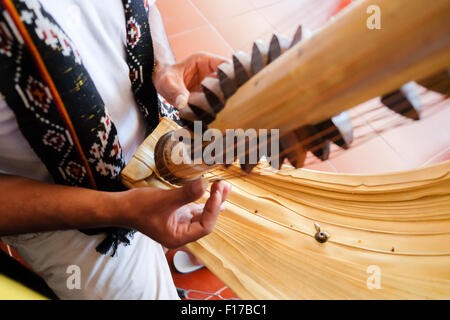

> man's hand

[
  {"left": 148, "top": 5, "right": 228, "bottom": 109},
  {"left": 119, "top": 179, "right": 231, "bottom": 249},
  {"left": 153, "top": 52, "right": 229, "bottom": 110},
  {"left": 0, "top": 174, "right": 231, "bottom": 250}
]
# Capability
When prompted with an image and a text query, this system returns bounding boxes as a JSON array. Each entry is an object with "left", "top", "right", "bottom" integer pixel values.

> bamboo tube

[{"left": 210, "top": 0, "right": 450, "bottom": 132}]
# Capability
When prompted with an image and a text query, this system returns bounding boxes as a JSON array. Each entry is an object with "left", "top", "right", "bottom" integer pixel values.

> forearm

[
  {"left": 0, "top": 174, "right": 123, "bottom": 236},
  {"left": 149, "top": 4, "right": 175, "bottom": 71}
]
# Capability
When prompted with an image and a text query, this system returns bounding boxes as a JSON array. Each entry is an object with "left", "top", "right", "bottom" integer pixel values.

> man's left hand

[{"left": 152, "top": 52, "right": 229, "bottom": 110}]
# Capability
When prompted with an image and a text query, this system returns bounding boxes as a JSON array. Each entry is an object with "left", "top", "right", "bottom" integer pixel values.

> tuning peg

[
  {"left": 331, "top": 112, "right": 354, "bottom": 149},
  {"left": 256, "top": 130, "right": 286, "bottom": 170},
  {"left": 188, "top": 92, "right": 216, "bottom": 125},
  {"left": 251, "top": 39, "right": 270, "bottom": 75},
  {"left": 381, "top": 82, "right": 421, "bottom": 120},
  {"left": 268, "top": 33, "right": 291, "bottom": 63},
  {"left": 233, "top": 51, "right": 252, "bottom": 87},
  {"left": 317, "top": 112, "right": 354, "bottom": 149},
  {"left": 234, "top": 134, "right": 260, "bottom": 173},
  {"left": 178, "top": 105, "right": 199, "bottom": 122},
  {"left": 240, "top": 163, "right": 258, "bottom": 174},
  {"left": 290, "top": 25, "right": 303, "bottom": 48},
  {"left": 279, "top": 130, "right": 308, "bottom": 168},
  {"left": 218, "top": 62, "right": 238, "bottom": 100},
  {"left": 293, "top": 125, "right": 330, "bottom": 161},
  {"left": 201, "top": 76, "right": 225, "bottom": 114},
  {"left": 267, "top": 151, "right": 286, "bottom": 171},
  {"left": 182, "top": 120, "right": 197, "bottom": 132},
  {"left": 417, "top": 68, "right": 450, "bottom": 96}
]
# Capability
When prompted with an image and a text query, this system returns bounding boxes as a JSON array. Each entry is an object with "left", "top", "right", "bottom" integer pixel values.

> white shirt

[{"left": 1, "top": 0, "right": 179, "bottom": 300}]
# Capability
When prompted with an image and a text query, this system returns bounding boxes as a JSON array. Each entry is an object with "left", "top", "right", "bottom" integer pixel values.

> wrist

[{"left": 97, "top": 190, "right": 134, "bottom": 228}]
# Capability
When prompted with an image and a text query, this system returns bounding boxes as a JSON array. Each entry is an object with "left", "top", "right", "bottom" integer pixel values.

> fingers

[
  {"left": 199, "top": 52, "right": 230, "bottom": 72},
  {"left": 165, "top": 74, "right": 190, "bottom": 109},
  {"left": 158, "top": 52, "right": 230, "bottom": 109},
  {"left": 182, "top": 181, "right": 231, "bottom": 244},
  {"left": 184, "top": 52, "right": 229, "bottom": 71},
  {"left": 184, "top": 52, "right": 230, "bottom": 92},
  {"left": 175, "top": 94, "right": 189, "bottom": 110},
  {"left": 154, "top": 68, "right": 190, "bottom": 108},
  {"left": 200, "top": 181, "right": 230, "bottom": 232},
  {"left": 196, "top": 52, "right": 230, "bottom": 78},
  {"left": 165, "top": 178, "right": 208, "bottom": 209},
  {"left": 160, "top": 181, "right": 231, "bottom": 248},
  {"left": 187, "top": 203, "right": 206, "bottom": 214},
  {"left": 187, "top": 203, "right": 206, "bottom": 223},
  {"left": 189, "top": 199, "right": 225, "bottom": 223},
  {"left": 183, "top": 183, "right": 223, "bottom": 243},
  {"left": 220, "top": 182, "right": 232, "bottom": 204}
]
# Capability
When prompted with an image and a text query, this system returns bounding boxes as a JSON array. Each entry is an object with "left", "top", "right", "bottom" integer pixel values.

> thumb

[
  {"left": 174, "top": 92, "right": 189, "bottom": 110},
  {"left": 165, "top": 178, "right": 208, "bottom": 209}
]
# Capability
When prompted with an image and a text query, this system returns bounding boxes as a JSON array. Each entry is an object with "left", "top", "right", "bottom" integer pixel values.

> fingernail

[
  {"left": 176, "top": 95, "right": 188, "bottom": 109},
  {"left": 215, "top": 190, "right": 222, "bottom": 203}
]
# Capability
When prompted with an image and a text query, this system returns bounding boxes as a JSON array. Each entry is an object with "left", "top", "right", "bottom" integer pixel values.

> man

[{"left": 0, "top": 0, "right": 231, "bottom": 299}]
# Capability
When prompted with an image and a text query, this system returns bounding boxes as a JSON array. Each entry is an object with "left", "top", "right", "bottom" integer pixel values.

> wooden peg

[
  {"left": 266, "top": 150, "right": 286, "bottom": 171},
  {"left": 182, "top": 120, "right": 197, "bottom": 132},
  {"left": 251, "top": 39, "right": 269, "bottom": 74},
  {"left": 218, "top": 62, "right": 238, "bottom": 100},
  {"left": 201, "top": 76, "right": 225, "bottom": 114},
  {"left": 290, "top": 25, "right": 303, "bottom": 48},
  {"left": 330, "top": 112, "right": 354, "bottom": 149},
  {"left": 279, "top": 131, "right": 308, "bottom": 168},
  {"left": 293, "top": 125, "right": 330, "bottom": 161},
  {"left": 381, "top": 82, "right": 422, "bottom": 120},
  {"left": 255, "top": 130, "right": 285, "bottom": 170},
  {"left": 240, "top": 163, "right": 258, "bottom": 173},
  {"left": 178, "top": 105, "right": 199, "bottom": 122},
  {"left": 237, "top": 135, "right": 260, "bottom": 173},
  {"left": 317, "top": 112, "right": 354, "bottom": 149},
  {"left": 268, "top": 33, "right": 291, "bottom": 63},
  {"left": 188, "top": 92, "right": 216, "bottom": 125},
  {"left": 233, "top": 51, "right": 253, "bottom": 87}
]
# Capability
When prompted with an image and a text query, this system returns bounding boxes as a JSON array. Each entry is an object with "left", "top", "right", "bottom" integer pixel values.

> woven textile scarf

[{"left": 0, "top": 0, "right": 180, "bottom": 255}]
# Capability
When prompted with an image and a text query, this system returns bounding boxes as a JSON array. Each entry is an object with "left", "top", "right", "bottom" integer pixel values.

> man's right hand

[
  {"left": 0, "top": 174, "right": 230, "bottom": 249},
  {"left": 115, "top": 179, "right": 231, "bottom": 249}
]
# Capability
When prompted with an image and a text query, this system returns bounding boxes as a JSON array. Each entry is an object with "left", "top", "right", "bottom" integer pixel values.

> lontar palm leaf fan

[{"left": 122, "top": 0, "right": 450, "bottom": 299}]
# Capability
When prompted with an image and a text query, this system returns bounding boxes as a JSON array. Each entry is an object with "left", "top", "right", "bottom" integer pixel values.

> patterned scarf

[{"left": 0, "top": 0, "right": 179, "bottom": 256}]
